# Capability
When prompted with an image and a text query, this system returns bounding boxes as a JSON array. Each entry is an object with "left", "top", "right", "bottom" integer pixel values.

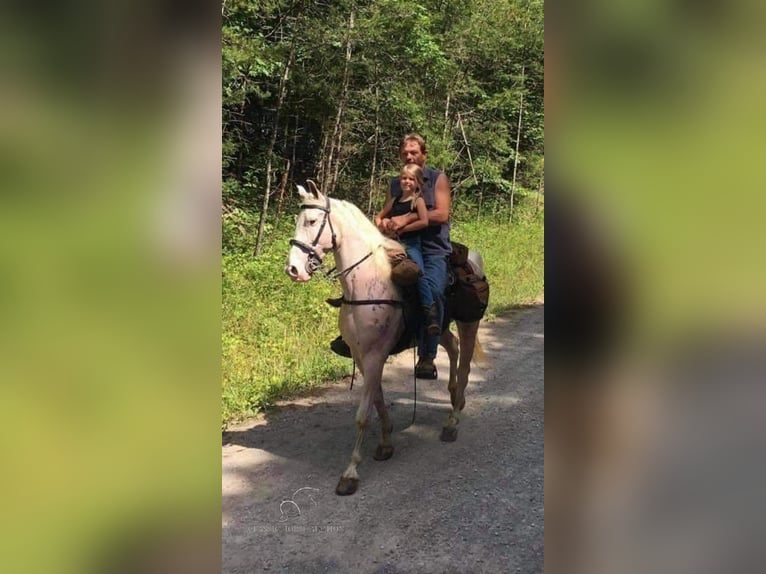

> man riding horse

[
  {"left": 332, "top": 133, "right": 452, "bottom": 379},
  {"left": 285, "top": 182, "right": 485, "bottom": 495}
]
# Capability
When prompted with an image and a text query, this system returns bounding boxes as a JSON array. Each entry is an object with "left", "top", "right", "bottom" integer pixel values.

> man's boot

[
  {"left": 424, "top": 303, "right": 441, "bottom": 336},
  {"left": 415, "top": 355, "right": 437, "bottom": 379}
]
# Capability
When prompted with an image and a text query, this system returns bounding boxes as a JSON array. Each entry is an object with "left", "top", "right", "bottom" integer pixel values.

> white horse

[{"left": 285, "top": 181, "right": 486, "bottom": 496}]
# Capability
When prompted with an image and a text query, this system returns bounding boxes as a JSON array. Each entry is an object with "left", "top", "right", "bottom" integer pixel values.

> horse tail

[{"left": 472, "top": 336, "right": 488, "bottom": 366}]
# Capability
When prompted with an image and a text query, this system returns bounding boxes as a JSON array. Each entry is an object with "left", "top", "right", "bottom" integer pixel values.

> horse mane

[{"left": 328, "top": 198, "right": 405, "bottom": 270}]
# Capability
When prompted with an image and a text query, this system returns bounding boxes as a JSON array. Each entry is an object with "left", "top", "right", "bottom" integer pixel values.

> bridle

[
  {"left": 289, "top": 196, "right": 338, "bottom": 276},
  {"left": 289, "top": 196, "right": 375, "bottom": 280},
  {"left": 289, "top": 196, "right": 403, "bottom": 307}
]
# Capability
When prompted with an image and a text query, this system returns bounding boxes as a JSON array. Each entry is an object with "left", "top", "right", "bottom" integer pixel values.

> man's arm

[
  {"left": 428, "top": 173, "right": 451, "bottom": 225},
  {"left": 396, "top": 198, "right": 429, "bottom": 235},
  {"left": 389, "top": 211, "right": 418, "bottom": 230},
  {"left": 374, "top": 197, "right": 394, "bottom": 232}
]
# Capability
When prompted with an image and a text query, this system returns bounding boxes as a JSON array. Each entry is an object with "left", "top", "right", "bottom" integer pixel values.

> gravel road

[{"left": 222, "top": 305, "right": 544, "bottom": 574}]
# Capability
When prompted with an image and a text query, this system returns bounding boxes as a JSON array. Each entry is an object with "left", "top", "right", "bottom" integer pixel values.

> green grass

[
  {"left": 450, "top": 203, "right": 544, "bottom": 317},
  {"left": 222, "top": 199, "right": 543, "bottom": 427},
  {"left": 222, "top": 235, "right": 349, "bottom": 426}
]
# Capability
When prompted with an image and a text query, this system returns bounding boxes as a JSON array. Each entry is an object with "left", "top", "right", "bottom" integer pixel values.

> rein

[
  {"left": 324, "top": 251, "right": 374, "bottom": 281},
  {"left": 340, "top": 298, "right": 403, "bottom": 307}
]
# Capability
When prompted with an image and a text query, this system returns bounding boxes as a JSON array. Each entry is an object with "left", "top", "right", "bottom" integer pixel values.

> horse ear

[
  {"left": 306, "top": 179, "right": 321, "bottom": 198},
  {"left": 296, "top": 184, "right": 310, "bottom": 199}
]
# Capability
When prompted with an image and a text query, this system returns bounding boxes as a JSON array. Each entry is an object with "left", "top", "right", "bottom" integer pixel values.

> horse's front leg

[
  {"left": 336, "top": 354, "right": 386, "bottom": 496},
  {"left": 372, "top": 383, "right": 394, "bottom": 461}
]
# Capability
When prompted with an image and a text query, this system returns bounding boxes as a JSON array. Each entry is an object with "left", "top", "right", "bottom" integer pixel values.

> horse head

[{"left": 285, "top": 180, "right": 339, "bottom": 282}]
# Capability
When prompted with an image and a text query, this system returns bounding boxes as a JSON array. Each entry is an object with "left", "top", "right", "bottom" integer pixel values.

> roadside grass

[
  {"left": 222, "top": 199, "right": 543, "bottom": 427},
  {"left": 450, "top": 201, "right": 544, "bottom": 318}
]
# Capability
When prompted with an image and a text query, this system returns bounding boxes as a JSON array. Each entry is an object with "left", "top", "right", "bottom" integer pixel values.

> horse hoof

[
  {"left": 373, "top": 445, "right": 394, "bottom": 461},
  {"left": 335, "top": 477, "right": 359, "bottom": 496},
  {"left": 440, "top": 427, "right": 458, "bottom": 442}
]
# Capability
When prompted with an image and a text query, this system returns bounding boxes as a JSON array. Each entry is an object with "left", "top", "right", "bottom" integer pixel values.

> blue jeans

[
  {"left": 400, "top": 237, "right": 433, "bottom": 310},
  {"left": 418, "top": 253, "right": 448, "bottom": 358}
]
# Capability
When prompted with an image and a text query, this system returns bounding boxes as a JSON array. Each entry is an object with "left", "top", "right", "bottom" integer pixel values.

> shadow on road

[{"left": 222, "top": 306, "right": 544, "bottom": 574}]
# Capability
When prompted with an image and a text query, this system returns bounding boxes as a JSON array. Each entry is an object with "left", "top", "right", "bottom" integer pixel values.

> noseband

[{"left": 289, "top": 196, "right": 338, "bottom": 276}]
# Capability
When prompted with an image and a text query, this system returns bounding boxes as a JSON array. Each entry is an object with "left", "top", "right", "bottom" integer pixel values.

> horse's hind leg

[
  {"left": 440, "top": 327, "right": 459, "bottom": 392},
  {"left": 441, "top": 321, "right": 479, "bottom": 442},
  {"left": 372, "top": 384, "right": 394, "bottom": 461},
  {"left": 439, "top": 328, "right": 460, "bottom": 441},
  {"left": 336, "top": 355, "right": 385, "bottom": 496}
]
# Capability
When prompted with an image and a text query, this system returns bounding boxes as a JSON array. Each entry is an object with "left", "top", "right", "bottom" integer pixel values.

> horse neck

[{"left": 334, "top": 227, "right": 391, "bottom": 299}]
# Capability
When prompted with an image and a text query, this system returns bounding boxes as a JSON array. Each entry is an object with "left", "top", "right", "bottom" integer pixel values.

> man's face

[{"left": 400, "top": 141, "right": 426, "bottom": 167}]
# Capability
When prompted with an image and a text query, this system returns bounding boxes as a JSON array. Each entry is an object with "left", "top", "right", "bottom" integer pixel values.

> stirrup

[
  {"left": 330, "top": 336, "right": 352, "bottom": 358},
  {"left": 415, "top": 357, "right": 437, "bottom": 380}
]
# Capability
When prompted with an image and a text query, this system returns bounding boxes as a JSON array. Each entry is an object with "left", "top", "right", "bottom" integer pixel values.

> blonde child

[{"left": 375, "top": 163, "right": 440, "bottom": 335}]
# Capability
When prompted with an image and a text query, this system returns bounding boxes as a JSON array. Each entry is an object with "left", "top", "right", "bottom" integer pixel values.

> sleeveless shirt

[{"left": 389, "top": 197, "right": 420, "bottom": 240}]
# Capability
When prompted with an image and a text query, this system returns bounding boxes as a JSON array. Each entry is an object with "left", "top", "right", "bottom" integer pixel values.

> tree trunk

[
  {"left": 274, "top": 117, "right": 293, "bottom": 225},
  {"left": 509, "top": 65, "right": 525, "bottom": 224},
  {"left": 457, "top": 112, "right": 479, "bottom": 217},
  {"left": 329, "top": 123, "right": 344, "bottom": 195},
  {"left": 324, "top": 9, "right": 354, "bottom": 194},
  {"left": 367, "top": 85, "right": 380, "bottom": 215},
  {"left": 535, "top": 176, "right": 543, "bottom": 215},
  {"left": 275, "top": 158, "right": 291, "bottom": 225},
  {"left": 254, "top": 46, "right": 294, "bottom": 256},
  {"left": 442, "top": 92, "right": 451, "bottom": 142},
  {"left": 290, "top": 114, "right": 298, "bottom": 183},
  {"left": 316, "top": 127, "right": 330, "bottom": 189}
]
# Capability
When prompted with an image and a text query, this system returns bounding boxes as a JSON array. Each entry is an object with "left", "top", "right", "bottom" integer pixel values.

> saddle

[
  {"left": 388, "top": 251, "right": 423, "bottom": 286},
  {"left": 445, "top": 242, "right": 490, "bottom": 322},
  {"left": 389, "top": 241, "right": 490, "bottom": 354},
  {"left": 328, "top": 242, "right": 489, "bottom": 358}
]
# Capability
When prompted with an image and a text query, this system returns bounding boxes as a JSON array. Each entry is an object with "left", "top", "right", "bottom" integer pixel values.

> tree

[{"left": 222, "top": 0, "right": 545, "bottom": 254}]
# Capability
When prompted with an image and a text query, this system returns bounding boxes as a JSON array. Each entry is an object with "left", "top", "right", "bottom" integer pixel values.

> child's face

[{"left": 401, "top": 173, "right": 417, "bottom": 194}]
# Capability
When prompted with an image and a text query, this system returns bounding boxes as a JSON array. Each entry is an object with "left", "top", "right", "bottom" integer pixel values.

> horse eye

[{"left": 307, "top": 218, "right": 317, "bottom": 226}]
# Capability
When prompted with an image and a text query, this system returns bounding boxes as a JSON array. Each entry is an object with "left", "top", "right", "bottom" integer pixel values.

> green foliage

[
  {"left": 222, "top": 0, "right": 544, "bottom": 208},
  {"left": 451, "top": 197, "right": 544, "bottom": 317},
  {"left": 222, "top": 224, "right": 350, "bottom": 426},
  {"left": 222, "top": 206, "right": 257, "bottom": 253}
]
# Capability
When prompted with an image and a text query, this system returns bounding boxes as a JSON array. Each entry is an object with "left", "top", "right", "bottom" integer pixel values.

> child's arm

[
  {"left": 374, "top": 198, "right": 395, "bottom": 232},
  {"left": 397, "top": 198, "right": 429, "bottom": 234}
]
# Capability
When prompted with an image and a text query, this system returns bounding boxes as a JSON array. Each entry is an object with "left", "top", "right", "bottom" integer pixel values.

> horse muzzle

[
  {"left": 287, "top": 239, "right": 325, "bottom": 281},
  {"left": 285, "top": 263, "right": 310, "bottom": 282}
]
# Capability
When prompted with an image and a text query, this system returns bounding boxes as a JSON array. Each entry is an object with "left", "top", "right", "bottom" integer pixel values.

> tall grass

[
  {"left": 222, "top": 198, "right": 543, "bottom": 427},
  {"left": 450, "top": 197, "right": 545, "bottom": 317}
]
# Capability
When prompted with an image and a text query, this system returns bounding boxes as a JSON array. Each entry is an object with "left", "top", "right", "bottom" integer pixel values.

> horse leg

[
  {"left": 372, "top": 384, "right": 394, "bottom": 461},
  {"left": 441, "top": 321, "right": 479, "bottom": 442},
  {"left": 439, "top": 328, "right": 460, "bottom": 441},
  {"left": 336, "top": 355, "right": 385, "bottom": 496},
  {"left": 440, "top": 327, "right": 459, "bottom": 399}
]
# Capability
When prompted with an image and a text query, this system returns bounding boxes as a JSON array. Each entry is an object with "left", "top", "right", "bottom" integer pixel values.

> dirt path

[{"left": 222, "top": 305, "right": 544, "bottom": 574}]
